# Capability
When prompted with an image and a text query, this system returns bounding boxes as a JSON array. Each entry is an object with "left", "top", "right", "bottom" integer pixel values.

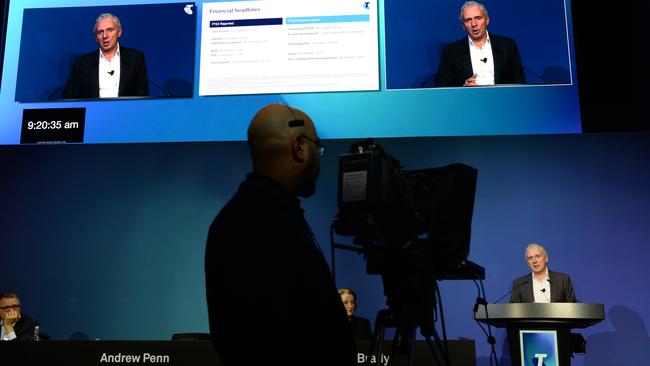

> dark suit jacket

[
  {"left": 350, "top": 315, "right": 372, "bottom": 340},
  {"left": 509, "top": 270, "right": 577, "bottom": 303},
  {"left": 434, "top": 34, "right": 526, "bottom": 87},
  {"left": 62, "top": 46, "right": 149, "bottom": 99},
  {"left": 3, "top": 313, "right": 39, "bottom": 341}
]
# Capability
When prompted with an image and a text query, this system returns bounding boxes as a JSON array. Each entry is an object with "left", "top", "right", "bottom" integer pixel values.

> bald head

[
  {"left": 247, "top": 104, "right": 321, "bottom": 197},
  {"left": 248, "top": 104, "right": 314, "bottom": 163}
]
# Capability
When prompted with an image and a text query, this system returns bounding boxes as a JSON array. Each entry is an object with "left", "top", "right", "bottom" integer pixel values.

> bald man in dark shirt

[{"left": 205, "top": 104, "right": 356, "bottom": 366}]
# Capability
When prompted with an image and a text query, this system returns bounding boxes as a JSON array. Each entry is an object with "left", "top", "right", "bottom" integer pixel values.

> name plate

[
  {"left": 0, "top": 340, "right": 220, "bottom": 365},
  {"left": 1, "top": 339, "right": 476, "bottom": 366}
]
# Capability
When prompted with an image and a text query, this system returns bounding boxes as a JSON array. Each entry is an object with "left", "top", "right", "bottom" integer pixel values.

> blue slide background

[
  {"left": 2, "top": 131, "right": 649, "bottom": 366},
  {"left": 385, "top": 0, "right": 572, "bottom": 88},
  {"left": 0, "top": 0, "right": 581, "bottom": 145}
]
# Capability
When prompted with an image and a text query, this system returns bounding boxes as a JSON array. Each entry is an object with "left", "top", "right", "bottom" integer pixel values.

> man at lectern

[
  {"left": 509, "top": 243, "right": 577, "bottom": 303},
  {"left": 63, "top": 13, "right": 149, "bottom": 99}
]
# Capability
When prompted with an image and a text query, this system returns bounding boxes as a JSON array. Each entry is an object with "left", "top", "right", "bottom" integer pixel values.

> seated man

[{"left": 0, "top": 292, "right": 39, "bottom": 341}]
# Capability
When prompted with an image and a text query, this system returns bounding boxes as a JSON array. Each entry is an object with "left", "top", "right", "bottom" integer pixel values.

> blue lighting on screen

[{"left": 0, "top": 0, "right": 580, "bottom": 145}]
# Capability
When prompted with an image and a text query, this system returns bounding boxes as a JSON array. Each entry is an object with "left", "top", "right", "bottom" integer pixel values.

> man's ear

[{"left": 291, "top": 135, "right": 306, "bottom": 162}]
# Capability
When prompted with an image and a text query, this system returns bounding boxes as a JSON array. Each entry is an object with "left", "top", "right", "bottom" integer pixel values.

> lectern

[{"left": 474, "top": 303, "right": 605, "bottom": 366}]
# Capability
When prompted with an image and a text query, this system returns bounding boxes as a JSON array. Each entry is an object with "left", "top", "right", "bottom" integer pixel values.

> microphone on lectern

[{"left": 493, "top": 279, "right": 530, "bottom": 304}]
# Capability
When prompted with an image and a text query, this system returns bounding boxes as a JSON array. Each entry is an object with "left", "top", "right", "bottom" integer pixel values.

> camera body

[{"left": 334, "top": 139, "right": 478, "bottom": 273}]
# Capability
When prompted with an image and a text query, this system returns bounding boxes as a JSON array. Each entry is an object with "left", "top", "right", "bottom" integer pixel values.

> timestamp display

[
  {"left": 26, "top": 120, "right": 81, "bottom": 130},
  {"left": 21, "top": 108, "right": 86, "bottom": 144}
]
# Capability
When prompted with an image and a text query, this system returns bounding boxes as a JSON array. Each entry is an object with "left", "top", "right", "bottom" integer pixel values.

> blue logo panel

[{"left": 520, "top": 330, "right": 560, "bottom": 366}]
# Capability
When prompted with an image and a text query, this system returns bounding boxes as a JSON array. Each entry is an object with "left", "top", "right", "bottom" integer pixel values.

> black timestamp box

[{"left": 21, "top": 108, "right": 86, "bottom": 144}]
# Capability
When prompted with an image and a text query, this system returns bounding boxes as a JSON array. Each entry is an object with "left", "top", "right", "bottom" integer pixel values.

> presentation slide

[
  {"left": 0, "top": 0, "right": 581, "bottom": 145},
  {"left": 199, "top": 0, "right": 378, "bottom": 95}
]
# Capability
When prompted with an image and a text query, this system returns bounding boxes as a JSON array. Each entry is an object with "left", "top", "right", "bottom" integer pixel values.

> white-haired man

[{"left": 509, "top": 243, "right": 577, "bottom": 303}]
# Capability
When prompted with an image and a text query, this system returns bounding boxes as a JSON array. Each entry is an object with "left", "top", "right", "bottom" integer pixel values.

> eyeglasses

[
  {"left": 300, "top": 134, "right": 325, "bottom": 156},
  {"left": 0, "top": 305, "right": 20, "bottom": 311}
]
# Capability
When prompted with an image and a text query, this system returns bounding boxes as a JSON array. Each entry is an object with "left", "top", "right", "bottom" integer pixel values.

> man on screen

[
  {"left": 62, "top": 13, "right": 148, "bottom": 99},
  {"left": 509, "top": 243, "right": 577, "bottom": 303},
  {"left": 434, "top": 1, "right": 526, "bottom": 87}
]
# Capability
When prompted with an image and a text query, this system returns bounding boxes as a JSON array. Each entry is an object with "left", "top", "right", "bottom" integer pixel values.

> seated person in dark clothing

[
  {"left": 435, "top": 1, "right": 525, "bottom": 87},
  {"left": 63, "top": 13, "right": 148, "bottom": 99},
  {"left": 339, "top": 288, "right": 372, "bottom": 340},
  {"left": 0, "top": 292, "right": 39, "bottom": 341}
]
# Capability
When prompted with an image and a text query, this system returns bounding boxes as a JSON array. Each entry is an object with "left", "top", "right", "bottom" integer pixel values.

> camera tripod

[{"left": 364, "top": 280, "right": 450, "bottom": 366}]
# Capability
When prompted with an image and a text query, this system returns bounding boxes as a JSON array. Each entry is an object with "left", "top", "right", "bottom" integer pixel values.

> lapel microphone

[{"left": 108, "top": 70, "right": 115, "bottom": 76}]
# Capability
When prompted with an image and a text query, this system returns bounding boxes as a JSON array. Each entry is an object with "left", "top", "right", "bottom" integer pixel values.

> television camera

[{"left": 332, "top": 139, "right": 481, "bottom": 366}]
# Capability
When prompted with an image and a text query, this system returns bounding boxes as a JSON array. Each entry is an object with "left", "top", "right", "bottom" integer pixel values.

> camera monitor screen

[{"left": 0, "top": 0, "right": 580, "bottom": 145}]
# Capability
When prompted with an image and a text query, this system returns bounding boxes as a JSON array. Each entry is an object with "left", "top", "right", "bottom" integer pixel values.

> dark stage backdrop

[{"left": 1, "top": 131, "right": 649, "bottom": 366}]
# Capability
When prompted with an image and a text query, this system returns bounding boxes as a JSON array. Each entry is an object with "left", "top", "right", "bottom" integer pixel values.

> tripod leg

[
  {"left": 387, "top": 321, "right": 418, "bottom": 366},
  {"left": 424, "top": 327, "right": 449, "bottom": 366},
  {"left": 367, "top": 310, "right": 388, "bottom": 366}
]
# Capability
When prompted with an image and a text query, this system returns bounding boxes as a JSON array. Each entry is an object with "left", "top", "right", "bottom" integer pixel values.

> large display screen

[
  {"left": 0, "top": 0, "right": 580, "bottom": 145},
  {"left": 0, "top": 0, "right": 9, "bottom": 88}
]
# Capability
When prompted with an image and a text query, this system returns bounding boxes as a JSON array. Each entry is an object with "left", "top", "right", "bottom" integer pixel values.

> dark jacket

[
  {"left": 509, "top": 270, "right": 577, "bottom": 303},
  {"left": 205, "top": 173, "right": 356, "bottom": 366},
  {"left": 62, "top": 46, "right": 149, "bottom": 99},
  {"left": 350, "top": 315, "right": 372, "bottom": 340},
  {"left": 3, "top": 313, "right": 39, "bottom": 341},
  {"left": 435, "top": 34, "right": 526, "bottom": 87}
]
